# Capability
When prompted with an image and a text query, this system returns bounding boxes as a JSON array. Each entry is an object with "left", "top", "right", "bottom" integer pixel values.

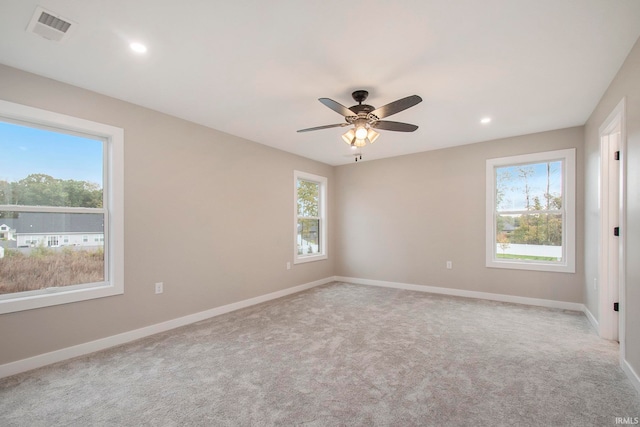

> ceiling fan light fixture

[
  {"left": 298, "top": 90, "right": 422, "bottom": 160},
  {"left": 354, "top": 138, "right": 367, "bottom": 148},
  {"left": 367, "top": 129, "right": 380, "bottom": 144},
  {"left": 342, "top": 129, "right": 356, "bottom": 145},
  {"left": 355, "top": 126, "right": 368, "bottom": 140}
]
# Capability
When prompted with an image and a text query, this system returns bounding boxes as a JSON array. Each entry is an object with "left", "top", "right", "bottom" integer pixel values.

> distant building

[
  {"left": 0, "top": 212, "right": 104, "bottom": 248},
  {"left": 0, "top": 223, "right": 16, "bottom": 241},
  {"left": 502, "top": 223, "right": 517, "bottom": 234}
]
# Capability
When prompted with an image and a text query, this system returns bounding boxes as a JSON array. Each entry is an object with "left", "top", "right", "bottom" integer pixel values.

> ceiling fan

[{"left": 297, "top": 90, "right": 422, "bottom": 149}]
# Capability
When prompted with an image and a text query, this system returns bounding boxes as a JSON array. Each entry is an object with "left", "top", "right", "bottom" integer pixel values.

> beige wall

[
  {"left": 3, "top": 36, "right": 639, "bottom": 377},
  {"left": 584, "top": 37, "right": 640, "bottom": 373},
  {"left": 0, "top": 65, "right": 335, "bottom": 365},
  {"left": 335, "top": 127, "right": 585, "bottom": 303}
]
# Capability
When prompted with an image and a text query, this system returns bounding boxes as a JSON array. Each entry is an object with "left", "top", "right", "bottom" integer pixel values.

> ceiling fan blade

[
  {"left": 370, "top": 95, "right": 422, "bottom": 119},
  {"left": 297, "top": 123, "right": 350, "bottom": 133},
  {"left": 319, "top": 98, "right": 357, "bottom": 117},
  {"left": 371, "top": 121, "right": 419, "bottom": 132}
]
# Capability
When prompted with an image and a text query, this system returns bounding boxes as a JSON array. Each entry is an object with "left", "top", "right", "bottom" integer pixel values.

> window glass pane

[
  {"left": 297, "top": 179, "right": 319, "bottom": 217},
  {"left": 0, "top": 121, "right": 103, "bottom": 208},
  {"left": 495, "top": 213, "right": 562, "bottom": 262},
  {"left": 0, "top": 211, "right": 105, "bottom": 295},
  {"left": 297, "top": 218, "right": 319, "bottom": 255},
  {"left": 496, "top": 161, "right": 562, "bottom": 211}
]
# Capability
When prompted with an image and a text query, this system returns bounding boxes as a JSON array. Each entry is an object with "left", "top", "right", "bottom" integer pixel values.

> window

[
  {"left": 486, "top": 148, "right": 575, "bottom": 273},
  {"left": 0, "top": 100, "right": 124, "bottom": 314},
  {"left": 294, "top": 170, "right": 327, "bottom": 264}
]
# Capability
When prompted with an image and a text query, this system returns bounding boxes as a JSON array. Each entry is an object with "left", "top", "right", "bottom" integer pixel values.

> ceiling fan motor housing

[
  {"left": 352, "top": 90, "right": 369, "bottom": 103},
  {"left": 348, "top": 90, "right": 375, "bottom": 118}
]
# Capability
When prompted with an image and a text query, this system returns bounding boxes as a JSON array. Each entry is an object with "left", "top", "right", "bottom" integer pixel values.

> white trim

[
  {"left": 334, "top": 276, "right": 584, "bottom": 311},
  {"left": 582, "top": 305, "right": 599, "bottom": 332},
  {"left": 0, "top": 100, "right": 124, "bottom": 314},
  {"left": 622, "top": 359, "right": 640, "bottom": 395},
  {"left": 293, "top": 170, "right": 328, "bottom": 264},
  {"left": 0, "top": 276, "right": 334, "bottom": 379},
  {"left": 485, "top": 148, "right": 576, "bottom": 273}
]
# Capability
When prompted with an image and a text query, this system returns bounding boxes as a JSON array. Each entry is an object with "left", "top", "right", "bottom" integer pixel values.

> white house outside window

[
  {"left": 486, "top": 148, "right": 575, "bottom": 273},
  {"left": 0, "top": 100, "right": 123, "bottom": 314},
  {"left": 294, "top": 171, "right": 327, "bottom": 264}
]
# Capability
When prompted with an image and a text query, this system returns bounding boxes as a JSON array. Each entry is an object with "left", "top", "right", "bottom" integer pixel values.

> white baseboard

[
  {"left": 334, "top": 276, "right": 585, "bottom": 312},
  {"left": 582, "top": 305, "right": 599, "bottom": 332},
  {"left": 622, "top": 359, "right": 640, "bottom": 395},
  {"left": 0, "top": 276, "right": 334, "bottom": 379}
]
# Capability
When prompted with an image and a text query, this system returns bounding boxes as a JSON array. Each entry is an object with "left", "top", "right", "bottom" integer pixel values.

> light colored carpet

[{"left": 1, "top": 282, "right": 638, "bottom": 426}]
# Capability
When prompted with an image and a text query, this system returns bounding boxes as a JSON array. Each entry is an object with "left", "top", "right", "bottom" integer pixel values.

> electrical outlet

[
  {"left": 446, "top": 261, "right": 452, "bottom": 269},
  {"left": 286, "top": 262, "right": 291, "bottom": 270},
  {"left": 155, "top": 282, "right": 163, "bottom": 294}
]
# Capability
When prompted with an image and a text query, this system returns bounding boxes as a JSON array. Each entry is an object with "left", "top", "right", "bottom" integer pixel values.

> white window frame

[
  {"left": 294, "top": 170, "right": 328, "bottom": 264},
  {"left": 0, "top": 100, "right": 124, "bottom": 314},
  {"left": 486, "top": 148, "right": 575, "bottom": 273}
]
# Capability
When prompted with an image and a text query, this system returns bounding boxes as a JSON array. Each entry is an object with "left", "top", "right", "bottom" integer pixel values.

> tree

[
  {"left": 63, "top": 180, "right": 103, "bottom": 208},
  {"left": 509, "top": 166, "right": 535, "bottom": 244},
  {"left": 0, "top": 174, "right": 102, "bottom": 208},
  {"left": 496, "top": 169, "right": 513, "bottom": 209},
  {"left": 518, "top": 166, "right": 535, "bottom": 210},
  {"left": 297, "top": 180, "right": 320, "bottom": 254},
  {"left": 505, "top": 162, "right": 563, "bottom": 246},
  {"left": 497, "top": 233, "right": 510, "bottom": 254},
  {"left": 297, "top": 180, "right": 319, "bottom": 217}
]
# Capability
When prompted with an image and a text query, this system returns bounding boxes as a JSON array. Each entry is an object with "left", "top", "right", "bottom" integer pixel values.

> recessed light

[
  {"left": 480, "top": 117, "right": 491, "bottom": 124},
  {"left": 129, "top": 42, "right": 147, "bottom": 54}
]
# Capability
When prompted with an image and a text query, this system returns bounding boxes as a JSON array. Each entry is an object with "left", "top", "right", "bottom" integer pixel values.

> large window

[
  {"left": 0, "top": 100, "right": 123, "bottom": 314},
  {"left": 486, "top": 149, "right": 575, "bottom": 273},
  {"left": 294, "top": 171, "right": 327, "bottom": 264}
]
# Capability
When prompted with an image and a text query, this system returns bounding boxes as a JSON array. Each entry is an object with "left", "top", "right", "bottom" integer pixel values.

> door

[{"left": 599, "top": 100, "right": 625, "bottom": 343}]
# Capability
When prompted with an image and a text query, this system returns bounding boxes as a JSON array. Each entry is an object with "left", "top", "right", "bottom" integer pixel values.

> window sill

[
  {"left": 486, "top": 259, "right": 575, "bottom": 273},
  {"left": 294, "top": 254, "right": 328, "bottom": 265},
  {"left": 0, "top": 282, "right": 123, "bottom": 314}
]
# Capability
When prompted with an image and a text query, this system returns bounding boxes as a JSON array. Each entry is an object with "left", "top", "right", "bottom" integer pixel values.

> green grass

[{"left": 496, "top": 253, "right": 559, "bottom": 261}]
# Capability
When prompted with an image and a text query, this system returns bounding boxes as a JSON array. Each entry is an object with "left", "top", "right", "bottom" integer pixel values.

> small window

[
  {"left": 0, "top": 100, "right": 124, "bottom": 314},
  {"left": 294, "top": 171, "right": 327, "bottom": 264},
  {"left": 486, "top": 149, "right": 575, "bottom": 273}
]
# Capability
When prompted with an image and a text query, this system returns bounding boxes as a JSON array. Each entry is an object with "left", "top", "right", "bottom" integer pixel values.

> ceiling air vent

[{"left": 26, "top": 6, "right": 77, "bottom": 42}]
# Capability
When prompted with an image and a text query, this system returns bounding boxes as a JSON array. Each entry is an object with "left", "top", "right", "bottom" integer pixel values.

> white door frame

[{"left": 598, "top": 98, "right": 626, "bottom": 351}]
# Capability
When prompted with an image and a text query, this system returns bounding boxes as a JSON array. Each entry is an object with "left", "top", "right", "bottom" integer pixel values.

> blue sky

[
  {"left": 496, "top": 161, "right": 563, "bottom": 211},
  {"left": 0, "top": 120, "right": 103, "bottom": 187}
]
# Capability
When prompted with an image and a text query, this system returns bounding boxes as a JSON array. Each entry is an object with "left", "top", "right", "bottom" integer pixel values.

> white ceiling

[{"left": 1, "top": 1, "right": 640, "bottom": 165}]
